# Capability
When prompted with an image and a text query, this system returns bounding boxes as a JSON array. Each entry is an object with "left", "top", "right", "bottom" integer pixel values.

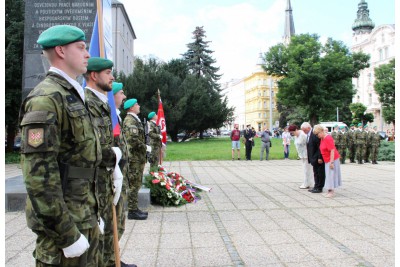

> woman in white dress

[{"left": 288, "top": 125, "right": 313, "bottom": 189}]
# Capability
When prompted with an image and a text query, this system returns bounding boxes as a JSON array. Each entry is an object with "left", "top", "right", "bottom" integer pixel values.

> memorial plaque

[{"left": 22, "top": 0, "right": 97, "bottom": 99}]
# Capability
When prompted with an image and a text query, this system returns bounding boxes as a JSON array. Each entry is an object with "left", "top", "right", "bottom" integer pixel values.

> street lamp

[{"left": 269, "top": 78, "right": 273, "bottom": 131}]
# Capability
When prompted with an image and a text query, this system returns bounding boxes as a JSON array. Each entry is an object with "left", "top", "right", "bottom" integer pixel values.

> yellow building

[{"left": 244, "top": 54, "right": 279, "bottom": 131}]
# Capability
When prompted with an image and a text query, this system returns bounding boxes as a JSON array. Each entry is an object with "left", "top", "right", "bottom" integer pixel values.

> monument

[{"left": 22, "top": 0, "right": 97, "bottom": 99}]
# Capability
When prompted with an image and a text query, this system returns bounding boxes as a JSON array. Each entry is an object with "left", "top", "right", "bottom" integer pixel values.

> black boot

[
  {"left": 128, "top": 210, "right": 148, "bottom": 220},
  {"left": 120, "top": 261, "right": 137, "bottom": 267},
  {"left": 138, "top": 209, "right": 148, "bottom": 215}
]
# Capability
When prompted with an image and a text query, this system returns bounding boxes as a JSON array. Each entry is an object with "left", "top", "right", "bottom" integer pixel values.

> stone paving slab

[{"left": 5, "top": 160, "right": 395, "bottom": 266}]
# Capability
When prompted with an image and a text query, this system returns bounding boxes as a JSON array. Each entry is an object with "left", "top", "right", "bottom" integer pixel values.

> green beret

[
  {"left": 350, "top": 124, "right": 354, "bottom": 127},
  {"left": 112, "top": 82, "right": 123, "bottom": 95},
  {"left": 37, "top": 25, "right": 86, "bottom": 49},
  {"left": 148, "top": 112, "right": 156, "bottom": 120},
  {"left": 363, "top": 124, "right": 368, "bottom": 128},
  {"left": 339, "top": 126, "right": 345, "bottom": 129},
  {"left": 123, "top": 98, "right": 137, "bottom": 110},
  {"left": 357, "top": 123, "right": 363, "bottom": 127},
  {"left": 87, "top": 57, "right": 113, "bottom": 72},
  {"left": 333, "top": 124, "right": 338, "bottom": 128}
]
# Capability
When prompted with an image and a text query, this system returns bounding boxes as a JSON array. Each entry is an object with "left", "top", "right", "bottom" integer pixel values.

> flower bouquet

[{"left": 144, "top": 165, "right": 211, "bottom": 206}]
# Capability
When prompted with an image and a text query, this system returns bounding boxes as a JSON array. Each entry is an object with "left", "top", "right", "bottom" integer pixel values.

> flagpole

[
  {"left": 96, "top": 1, "right": 120, "bottom": 266},
  {"left": 157, "top": 89, "right": 163, "bottom": 165}
]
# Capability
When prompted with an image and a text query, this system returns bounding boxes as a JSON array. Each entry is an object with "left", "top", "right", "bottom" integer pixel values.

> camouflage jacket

[
  {"left": 354, "top": 129, "right": 367, "bottom": 145},
  {"left": 123, "top": 113, "right": 146, "bottom": 164},
  {"left": 370, "top": 131, "right": 381, "bottom": 147},
  {"left": 149, "top": 120, "right": 162, "bottom": 148},
  {"left": 85, "top": 88, "right": 116, "bottom": 169},
  {"left": 337, "top": 131, "right": 347, "bottom": 147},
  {"left": 346, "top": 130, "right": 355, "bottom": 146},
  {"left": 114, "top": 113, "right": 129, "bottom": 176},
  {"left": 19, "top": 72, "right": 102, "bottom": 248},
  {"left": 331, "top": 131, "right": 339, "bottom": 146}
]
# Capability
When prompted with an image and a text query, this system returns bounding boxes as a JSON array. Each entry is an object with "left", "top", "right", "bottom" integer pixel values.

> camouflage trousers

[
  {"left": 34, "top": 226, "right": 99, "bottom": 267},
  {"left": 364, "top": 145, "right": 372, "bottom": 162},
  {"left": 149, "top": 146, "right": 161, "bottom": 172},
  {"left": 348, "top": 144, "right": 356, "bottom": 162},
  {"left": 97, "top": 169, "right": 117, "bottom": 267},
  {"left": 116, "top": 175, "right": 128, "bottom": 239},
  {"left": 127, "top": 161, "right": 145, "bottom": 211},
  {"left": 356, "top": 144, "right": 365, "bottom": 163},
  {"left": 338, "top": 146, "right": 347, "bottom": 164},
  {"left": 370, "top": 145, "right": 379, "bottom": 162}
]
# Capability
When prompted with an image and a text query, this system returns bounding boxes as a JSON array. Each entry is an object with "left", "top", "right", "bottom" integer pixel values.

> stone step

[{"left": 5, "top": 175, "right": 150, "bottom": 212}]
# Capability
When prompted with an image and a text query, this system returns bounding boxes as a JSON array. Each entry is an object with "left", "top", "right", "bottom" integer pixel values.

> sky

[{"left": 118, "top": 0, "right": 395, "bottom": 83}]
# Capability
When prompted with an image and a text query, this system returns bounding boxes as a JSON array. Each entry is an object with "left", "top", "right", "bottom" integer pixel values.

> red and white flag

[{"left": 156, "top": 98, "right": 167, "bottom": 144}]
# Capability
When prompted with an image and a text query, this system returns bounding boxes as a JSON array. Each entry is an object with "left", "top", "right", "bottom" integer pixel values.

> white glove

[
  {"left": 159, "top": 135, "right": 163, "bottom": 140},
  {"left": 98, "top": 217, "right": 105, "bottom": 235},
  {"left": 112, "top": 147, "right": 123, "bottom": 206},
  {"left": 62, "top": 234, "right": 89, "bottom": 258},
  {"left": 146, "top": 145, "right": 152, "bottom": 153}
]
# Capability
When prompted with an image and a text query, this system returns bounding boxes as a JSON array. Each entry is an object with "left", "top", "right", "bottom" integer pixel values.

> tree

[
  {"left": 349, "top": 103, "right": 374, "bottom": 125},
  {"left": 263, "top": 34, "right": 370, "bottom": 126},
  {"left": 182, "top": 26, "right": 222, "bottom": 91},
  {"left": 374, "top": 59, "right": 395, "bottom": 127},
  {"left": 5, "top": 0, "right": 24, "bottom": 152}
]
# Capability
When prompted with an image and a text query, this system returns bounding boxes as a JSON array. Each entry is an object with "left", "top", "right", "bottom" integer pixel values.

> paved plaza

[{"left": 5, "top": 160, "right": 395, "bottom": 266}]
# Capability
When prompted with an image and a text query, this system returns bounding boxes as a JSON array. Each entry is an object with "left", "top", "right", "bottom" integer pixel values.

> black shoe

[
  {"left": 138, "top": 209, "right": 148, "bottom": 216},
  {"left": 238, "top": 158, "right": 240, "bottom": 160},
  {"left": 358, "top": 161, "right": 363, "bottom": 164},
  {"left": 120, "top": 261, "right": 137, "bottom": 267},
  {"left": 311, "top": 189, "right": 322, "bottom": 193},
  {"left": 128, "top": 210, "right": 148, "bottom": 220},
  {"left": 364, "top": 160, "right": 370, "bottom": 163},
  {"left": 372, "top": 161, "right": 378, "bottom": 164},
  {"left": 308, "top": 188, "right": 315, "bottom": 192}
]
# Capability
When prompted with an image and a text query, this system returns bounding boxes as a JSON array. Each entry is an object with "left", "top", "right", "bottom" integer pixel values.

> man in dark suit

[
  {"left": 244, "top": 124, "right": 254, "bottom": 160},
  {"left": 301, "top": 122, "right": 325, "bottom": 193}
]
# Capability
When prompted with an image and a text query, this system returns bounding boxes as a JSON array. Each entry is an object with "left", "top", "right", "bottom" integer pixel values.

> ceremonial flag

[
  {"left": 88, "top": 4, "right": 120, "bottom": 137},
  {"left": 156, "top": 98, "right": 167, "bottom": 144}
]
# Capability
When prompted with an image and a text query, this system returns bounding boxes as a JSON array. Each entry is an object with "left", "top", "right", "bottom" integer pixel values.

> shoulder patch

[
  {"left": 66, "top": 94, "right": 78, "bottom": 103},
  {"left": 28, "top": 128, "right": 44, "bottom": 147}
]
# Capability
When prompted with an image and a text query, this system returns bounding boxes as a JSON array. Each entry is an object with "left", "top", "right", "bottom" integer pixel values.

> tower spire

[
  {"left": 352, "top": 0, "right": 375, "bottom": 35},
  {"left": 283, "top": 0, "right": 295, "bottom": 44}
]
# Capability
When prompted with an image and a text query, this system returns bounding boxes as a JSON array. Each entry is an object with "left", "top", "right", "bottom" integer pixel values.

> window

[
  {"left": 368, "top": 73, "right": 372, "bottom": 84},
  {"left": 264, "top": 113, "right": 267, "bottom": 118},
  {"left": 122, "top": 49, "right": 125, "bottom": 68},
  {"left": 263, "top": 101, "right": 267, "bottom": 108},
  {"left": 384, "top": 47, "right": 389, "bottom": 59},
  {"left": 258, "top": 90, "right": 261, "bottom": 96},
  {"left": 379, "top": 49, "right": 383, "bottom": 61},
  {"left": 258, "top": 113, "right": 261, "bottom": 118},
  {"left": 357, "top": 95, "right": 360, "bottom": 103},
  {"left": 369, "top": 93, "right": 372, "bottom": 105},
  {"left": 258, "top": 101, "right": 261, "bottom": 109},
  {"left": 263, "top": 90, "right": 266, "bottom": 96},
  {"left": 381, "top": 33, "right": 385, "bottom": 43}
]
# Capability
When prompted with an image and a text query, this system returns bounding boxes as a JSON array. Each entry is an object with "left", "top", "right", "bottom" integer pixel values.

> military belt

[{"left": 67, "top": 166, "right": 97, "bottom": 182}]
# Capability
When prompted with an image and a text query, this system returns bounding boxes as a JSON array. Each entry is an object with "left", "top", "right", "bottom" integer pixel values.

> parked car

[
  {"left": 377, "top": 131, "right": 388, "bottom": 140},
  {"left": 220, "top": 130, "right": 231, "bottom": 136}
]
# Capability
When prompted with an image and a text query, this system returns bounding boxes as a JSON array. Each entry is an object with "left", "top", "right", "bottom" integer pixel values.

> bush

[
  {"left": 377, "top": 141, "right": 395, "bottom": 161},
  {"left": 5, "top": 152, "right": 20, "bottom": 164}
]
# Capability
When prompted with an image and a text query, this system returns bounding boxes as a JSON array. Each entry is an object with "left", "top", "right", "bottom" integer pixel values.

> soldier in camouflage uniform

[
  {"left": 331, "top": 124, "right": 339, "bottom": 144},
  {"left": 147, "top": 111, "right": 162, "bottom": 172},
  {"left": 354, "top": 123, "right": 367, "bottom": 164},
  {"left": 337, "top": 126, "right": 347, "bottom": 164},
  {"left": 370, "top": 126, "right": 381, "bottom": 164},
  {"left": 363, "top": 125, "right": 372, "bottom": 163},
  {"left": 347, "top": 124, "right": 356, "bottom": 163},
  {"left": 19, "top": 25, "right": 101, "bottom": 266},
  {"left": 84, "top": 59, "right": 134, "bottom": 267},
  {"left": 123, "top": 99, "right": 150, "bottom": 220}
]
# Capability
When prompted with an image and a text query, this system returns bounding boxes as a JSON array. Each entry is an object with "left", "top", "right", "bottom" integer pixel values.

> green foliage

[
  {"left": 374, "top": 59, "right": 395, "bottom": 125},
  {"left": 377, "top": 141, "right": 395, "bottom": 161},
  {"left": 263, "top": 34, "right": 369, "bottom": 126},
  {"left": 349, "top": 103, "right": 374, "bottom": 125},
  {"left": 5, "top": 0, "right": 24, "bottom": 152},
  {"left": 5, "top": 152, "right": 21, "bottom": 164}
]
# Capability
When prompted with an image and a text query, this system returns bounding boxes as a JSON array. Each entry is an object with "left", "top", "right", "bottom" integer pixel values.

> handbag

[{"left": 269, "top": 141, "right": 272, "bottom": 147}]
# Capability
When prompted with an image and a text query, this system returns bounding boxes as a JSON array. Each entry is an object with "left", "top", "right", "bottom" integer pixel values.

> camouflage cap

[
  {"left": 357, "top": 123, "right": 363, "bottom": 127},
  {"left": 37, "top": 25, "right": 86, "bottom": 49},
  {"left": 87, "top": 57, "right": 113, "bottom": 72},
  {"left": 148, "top": 111, "right": 156, "bottom": 120},
  {"left": 124, "top": 98, "right": 137, "bottom": 110},
  {"left": 350, "top": 123, "right": 354, "bottom": 127},
  {"left": 363, "top": 124, "right": 368, "bottom": 128},
  {"left": 112, "top": 82, "right": 123, "bottom": 95},
  {"left": 339, "top": 126, "right": 345, "bottom": 129}
]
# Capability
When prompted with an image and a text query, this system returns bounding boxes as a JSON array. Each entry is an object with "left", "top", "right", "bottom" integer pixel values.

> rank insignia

[{"left": 28, "top": 128, "right": 44, "bottom": 147}]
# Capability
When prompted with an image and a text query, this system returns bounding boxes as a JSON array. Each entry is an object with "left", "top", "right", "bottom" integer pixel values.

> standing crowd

[{"left": 19, "top": 25, "right": 163, "bottom": 267}]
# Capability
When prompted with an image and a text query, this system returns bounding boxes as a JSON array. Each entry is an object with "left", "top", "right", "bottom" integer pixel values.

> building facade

[
  {"left": 221, "top": 78, "right": 246, "bottom": 130},
  {"left": 244, "top": 54, "right": 279, "bottom": 132},
  {"left": 112, "top": 0, "right": 136, "bottom": 75},
  {"left": 351, "top": 0, "right": 395, "bottom": 130}
]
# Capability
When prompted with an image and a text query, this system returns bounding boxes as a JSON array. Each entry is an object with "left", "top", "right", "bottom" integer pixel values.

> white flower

[
  {"left": 160, "top": 182, "right": 166, "bottom": 186},
  {"left": 175, "top": 200, "right": 180, "bottom": 205},
  {"left": 167, "top": 192, "right": 172, "bottom": 198}
]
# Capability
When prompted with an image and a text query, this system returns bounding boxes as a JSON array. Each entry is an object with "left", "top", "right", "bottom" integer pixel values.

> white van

[{"left": 319, "top": 122, "right": 348, "bottom": 134}]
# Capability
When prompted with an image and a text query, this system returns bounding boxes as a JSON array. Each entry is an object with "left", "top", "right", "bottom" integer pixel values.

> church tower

[
  {"left": 352, "top": 0, "right": 375, "bottom": 44},
  {"left": 283, "top": 0, "right": 295, "bottom": 45}
]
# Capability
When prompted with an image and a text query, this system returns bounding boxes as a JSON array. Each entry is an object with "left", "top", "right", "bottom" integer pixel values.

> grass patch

[
  {"left": 5, "top": 152, "right": 21, "bottom": 164},
  {"left": 164, "top": 137, "right": 298, "bottom": 161}
]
